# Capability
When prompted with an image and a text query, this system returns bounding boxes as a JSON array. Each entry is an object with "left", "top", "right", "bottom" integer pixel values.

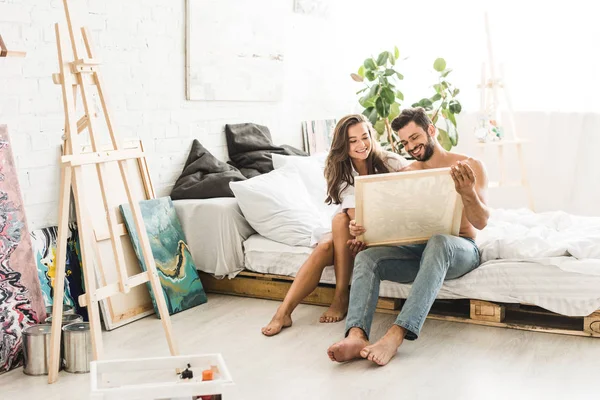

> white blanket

[{"left": 477, "top": 208, "right": 600, "bottom": 267}]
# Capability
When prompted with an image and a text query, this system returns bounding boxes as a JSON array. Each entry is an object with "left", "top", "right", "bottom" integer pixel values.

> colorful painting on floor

[
  {"left": 30, "top": 223, "right": 87, "bottom": 321},
  {"left": 301, "top": 119, "right": 337, "bottom": 155},
  {"left": 120, "top": 197, "right": 207, "bottom": 317},
  {"left": 0, "top": 125, "right": 46, "bottom": 374}
]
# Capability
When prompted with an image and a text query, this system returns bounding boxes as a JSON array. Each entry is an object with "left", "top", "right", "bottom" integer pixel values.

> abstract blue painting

[{"left": 120, "top": 197, "right": 207, "bottom": 317}]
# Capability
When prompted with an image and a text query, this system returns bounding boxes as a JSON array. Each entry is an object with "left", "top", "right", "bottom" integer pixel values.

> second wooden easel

[
  {"left": 47, "top": 0, "right": 178, "bottom": 383},
  {"left": 476, "top": 12, "right": 535, "bottom": 211}
]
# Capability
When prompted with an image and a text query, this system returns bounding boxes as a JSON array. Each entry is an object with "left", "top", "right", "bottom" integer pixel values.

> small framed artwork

[
  {"left": 301, "top": 119, "right": 337, "bottom": 155},
  {"left": 293, "top": 0, "right": 330, "bottom": 18},
  {"left": 355, "top": 168, "right": 463, "bottom": 246}
]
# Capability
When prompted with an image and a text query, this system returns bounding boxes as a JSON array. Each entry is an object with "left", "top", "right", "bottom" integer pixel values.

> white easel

[
  {"left": 47, "top": 0, "right": 178, "bottom": 383},
  {"left": 476, "top": 12, "right": 535, "bottom": 211}
]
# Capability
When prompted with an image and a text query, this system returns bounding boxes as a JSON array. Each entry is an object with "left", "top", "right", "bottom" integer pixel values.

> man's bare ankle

[
  {"left": 347, "top": 327, "right": 368, "bottom": 341},
  {"left": 387, "top": 325, "right": 406, "bottom": 342}
]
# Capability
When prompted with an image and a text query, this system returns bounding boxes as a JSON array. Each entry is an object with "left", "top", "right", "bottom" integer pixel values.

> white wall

[
  {"left": 0, "top": 0, "right": 361, "bottom": 229},
  {"left": 1, "top": 0, "right": 599, "bottom": 231}
]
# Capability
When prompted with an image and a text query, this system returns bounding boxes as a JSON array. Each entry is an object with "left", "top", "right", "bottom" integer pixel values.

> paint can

[
  {"left": 45, "top": 313, "right": 83, "bottom": 325},
  {"left": 45, "top": 314, "right": 84, "bottom": 367},
  {"left": 62, "top": 322, "right": 91, "bottom": 373},
  {"left": 45, "top": 304, "right": 75, "bottom": 319},
  {"left": 22, "top": 324, "right": 54, "bottom": 375}
]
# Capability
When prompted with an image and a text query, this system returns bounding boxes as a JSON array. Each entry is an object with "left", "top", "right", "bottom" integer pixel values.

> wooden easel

[
  {"left": 476, "top": 12, "right": 535, "bottom": 211},
  {"left": 47, "top": 0, "right": 178, "bottom": 383}
]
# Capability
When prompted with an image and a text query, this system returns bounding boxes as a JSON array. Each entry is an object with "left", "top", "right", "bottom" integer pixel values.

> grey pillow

[
  {"left": 225, "top": 123, "right": 307, "bottom": 178},
  {"left": 171, "top": 139, "right": 246, "bottom": 200}
]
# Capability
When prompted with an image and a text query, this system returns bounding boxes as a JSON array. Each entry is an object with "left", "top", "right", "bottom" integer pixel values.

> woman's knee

[
  {"left": 332, "top": 213, "right": 351, "bottom": 239},
  {"left": 316, "top": 237, "right": 334, "bottom": 253}
]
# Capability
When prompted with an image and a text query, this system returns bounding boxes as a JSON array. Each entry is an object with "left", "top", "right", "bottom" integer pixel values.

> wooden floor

[{"left": 1, "top": 294, "right": 599, "bottom": 400}]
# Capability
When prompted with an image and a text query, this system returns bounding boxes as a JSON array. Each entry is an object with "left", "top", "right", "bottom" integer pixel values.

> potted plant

[{"left": 351, "top": 47, "right": 462, "bottom": 153}]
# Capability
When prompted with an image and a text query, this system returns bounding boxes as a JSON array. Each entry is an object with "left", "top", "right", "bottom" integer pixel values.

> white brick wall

[{"left": 0, "top": 0, "right": 359, "bottom": 229}]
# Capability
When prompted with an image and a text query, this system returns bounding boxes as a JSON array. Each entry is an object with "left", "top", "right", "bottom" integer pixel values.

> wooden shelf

[
  {"left": 0, "top": 34, "right": 26, "bottom": 58},
  {"left": 1, "top": 50, "right": 26, "bottom": 58}
]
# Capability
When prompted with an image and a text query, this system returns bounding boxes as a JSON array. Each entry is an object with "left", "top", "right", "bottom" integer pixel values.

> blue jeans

[{"left": 345, "top": 234, "right": 481, "bottom": 340}]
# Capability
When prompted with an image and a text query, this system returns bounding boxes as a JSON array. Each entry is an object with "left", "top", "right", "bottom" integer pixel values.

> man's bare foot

[
  {"left": 327, "top": 328, "right": 369, "bottom": 362},
  {"left": 319, "top": 294, "right": 349, "bottom": 323},
  {"left": 261, "top": 313, "right": 292, "bottom": 337},
  {"left": 360, "top": 325, "right": 405, "bottom": 366}
]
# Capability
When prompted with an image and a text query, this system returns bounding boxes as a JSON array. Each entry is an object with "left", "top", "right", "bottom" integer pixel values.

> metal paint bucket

[
  {"left": 45, "top": 304, "right": 75, "bottom": 319},
  {"left": 22, "top": 324, "right": 53, "bottom": 375},
  {"left": 45, "top": 314, "right": 83, "bottom": 367},
  {"left": 62, "top": 322, "right": 91, "bottom": 373},
  {"left": 45, "top": 313, "right": 83, "bottom": 325}
]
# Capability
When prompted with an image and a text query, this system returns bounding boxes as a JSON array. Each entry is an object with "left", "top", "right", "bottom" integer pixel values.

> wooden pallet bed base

[{"left": 198, "top": 271, "right": 600, "bottom": 338}]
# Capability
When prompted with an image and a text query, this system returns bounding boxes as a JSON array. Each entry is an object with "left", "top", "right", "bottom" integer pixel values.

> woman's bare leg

[
  {"left": 320, "top": 212, "right": 353, "bottom": 323},
  {"left": 261, "top": 235, "right": 334, "bottom": 336}
]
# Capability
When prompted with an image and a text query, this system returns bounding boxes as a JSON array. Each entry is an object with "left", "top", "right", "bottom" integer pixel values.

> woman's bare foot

[
  {"left": 327, "top": 328, "right": 369, "bottom": 362},
  {"left": 360, "top": 325, "right": 405, "bottom": 366},
  {"left": 261, "top": 312, "right": 292, "bottom": 337},
  {"left": 319, "top": 293, "right": 349, "bottom": 323}
]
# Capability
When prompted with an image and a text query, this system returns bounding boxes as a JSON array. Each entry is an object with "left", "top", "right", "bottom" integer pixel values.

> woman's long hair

[{"left": 324, "top": 114, "right": 391, "bottom": 205}]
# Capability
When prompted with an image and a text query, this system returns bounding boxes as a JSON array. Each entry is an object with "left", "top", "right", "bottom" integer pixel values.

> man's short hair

[{"left": 391, "top": 107, "right": 432, "bottom": 133}]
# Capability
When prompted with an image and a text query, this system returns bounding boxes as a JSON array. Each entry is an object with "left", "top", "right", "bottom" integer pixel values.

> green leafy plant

[
  {"left": 351, "top": 49, "right": 462, "bottom": 153},
  {"left": 351, "top": 47, "right": 404, "bottom": 153},
  {"left": 411, "top": 58, "right": 462, "bottom": 150}
]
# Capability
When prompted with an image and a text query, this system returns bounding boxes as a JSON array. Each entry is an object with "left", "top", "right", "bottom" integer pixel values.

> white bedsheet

[
  {"left": 244, "top": 234, "right": 600, "bottom": 316},
  {"left": 477, "top": 208, "right": 600, "bottom": 262},
  {"left": 174, "top": 198, "right": 255, "bottom": 278}
]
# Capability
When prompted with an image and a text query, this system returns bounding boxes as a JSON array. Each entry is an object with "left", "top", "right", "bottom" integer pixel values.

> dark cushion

[
  {"left": 225, "top": 123, "right": 307, "bottom": 178},
  {"left": 171, "top": 139, "right": 246, "bottom": 200}
]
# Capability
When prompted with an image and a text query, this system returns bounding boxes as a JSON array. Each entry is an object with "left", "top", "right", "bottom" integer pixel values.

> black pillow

[
  {"left": 171, "top": 139, "right": 246, "bottom": 200},
  {"left": 225, "top": 123, "right": 307, "bottom": 178}
]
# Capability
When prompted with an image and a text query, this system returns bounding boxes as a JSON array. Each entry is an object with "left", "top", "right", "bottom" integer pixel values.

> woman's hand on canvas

[
  {"left": 348, "top": 220, "right": 365, "bottom": 237},
  {"left": 450, "top": 160, "right": 476, "bottom": 196},
  {"left": 346, "top": 238, "right": 366, "bottom": 257}
]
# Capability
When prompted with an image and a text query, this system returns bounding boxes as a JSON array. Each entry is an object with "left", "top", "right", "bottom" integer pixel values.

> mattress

[
  {"left": 243, "top": 234, "right": 600, "bottom": 317},
  {"left": 173, "top": 198, "right": 256, "bottom": 278}
]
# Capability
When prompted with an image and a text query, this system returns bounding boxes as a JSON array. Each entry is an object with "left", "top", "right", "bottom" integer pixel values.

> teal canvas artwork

[{"left": 120, "top": 197, "right": 207, "bottom": 317}]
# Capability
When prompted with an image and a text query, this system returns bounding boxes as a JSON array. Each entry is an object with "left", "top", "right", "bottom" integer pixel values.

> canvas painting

[
  {"left": 120, "top": 197, "right": 207, "bottom": 317},
  {"left": 355, "top": 168, "right": 463, "bottom": 246},
  {"left": 186, "top": 0, "right": 286, "bottom": 101},
  {"left": 0, "top": 125, "right": 46, "bottom": 374},
  {"left": 302, "top": 119, "right": 337, "bottom": 155},
  {"left": 30, "top": 223, "right": 87, "bottom": 321}
]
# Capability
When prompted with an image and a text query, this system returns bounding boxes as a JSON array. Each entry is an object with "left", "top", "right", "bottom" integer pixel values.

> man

[{"left": 327, "top": 107, "right": 490, "bottom": 366}]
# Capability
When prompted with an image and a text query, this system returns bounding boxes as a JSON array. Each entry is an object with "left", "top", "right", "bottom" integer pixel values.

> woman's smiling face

[{"left": 347, "top": 122, "right": 372, "bottom": 161}]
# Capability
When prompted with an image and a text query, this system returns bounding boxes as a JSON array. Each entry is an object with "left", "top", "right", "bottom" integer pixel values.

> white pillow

[
  {"left": 271, "top": 154, "right": 337, "bottom": 220},
  {"left": 229, "top": 166, "right": 323, "bottom": 247}
]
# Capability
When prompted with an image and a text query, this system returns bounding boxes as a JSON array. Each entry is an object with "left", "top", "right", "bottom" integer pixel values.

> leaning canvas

[
  {"left": 355, "top": 168, "right": 463, "bottom": 246},
  {"left": 0, "top": 125, "right": 45, "bottom": 373},
  {"left": 301, "top": 119, "right": 337, "bottom": 155},
  {"left": 120, "top": 197, "right": 207, "bottom": 317},
  {"left": 31, "top": 223, "right": 88, "bottom": 321}
]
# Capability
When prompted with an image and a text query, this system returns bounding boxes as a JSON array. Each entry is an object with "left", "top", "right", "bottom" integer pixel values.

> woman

[{"left": 261, "top": 114, "right": 408, "bottom": 336}]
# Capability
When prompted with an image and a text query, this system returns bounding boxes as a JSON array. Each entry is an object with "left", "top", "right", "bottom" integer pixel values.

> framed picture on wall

[
  {"left": 186, "top": 0, "right": 286, "bottom": 101},
  {"left": 355, "top": 168, "right": 463, "bottom": 246}
]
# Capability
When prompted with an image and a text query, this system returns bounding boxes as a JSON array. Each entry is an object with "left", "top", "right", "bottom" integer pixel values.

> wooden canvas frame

[
  {"left": 355, "top": 168, "right": 463, "bottom": 246},
  {"left": 78, "top": 140, "right": 156, "bottom": 330}
]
